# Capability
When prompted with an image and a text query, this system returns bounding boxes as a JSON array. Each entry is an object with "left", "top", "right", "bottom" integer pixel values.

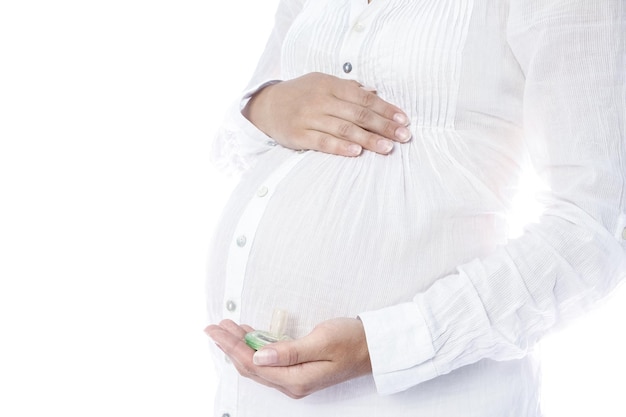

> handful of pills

[{"left": 244, "top": 308, "right": 291, "bottom": 350}]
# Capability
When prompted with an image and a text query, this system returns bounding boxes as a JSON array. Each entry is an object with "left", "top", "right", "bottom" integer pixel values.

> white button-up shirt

[{"left": 208, "top": 0, "right": 626, "bottom": 416}]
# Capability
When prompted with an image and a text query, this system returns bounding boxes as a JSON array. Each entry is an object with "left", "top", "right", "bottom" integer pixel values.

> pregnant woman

[{"left": 206, "top": 1, "right": 626, "bottom": 416}]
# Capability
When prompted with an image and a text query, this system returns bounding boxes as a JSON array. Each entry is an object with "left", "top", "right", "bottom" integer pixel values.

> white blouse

[{"left": 208, "top": 0, "right": 626, "bottom": 416}]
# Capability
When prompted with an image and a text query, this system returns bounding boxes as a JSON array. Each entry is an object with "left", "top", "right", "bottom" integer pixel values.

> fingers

[
  {"left": 205, "top": 322, "right": 282, "bottom": 387},
  {"left": 291, "top": 131, "right": 365, "bottom": 157},
  {"left": 306, "top": 115, "right": 399, "bottom": 156},
  {"left": 204, "top": 320, "right": 248, "bottom": 354},
  {"left": 336, "top": 79, "right": 411, "bottom": 129},
  {"left": 305, "top": 81, "right": 411, "bottom": 156},
  {"left": 220, "top": 319, "right": 249, "bottom": 338},
  {"left": 245, "top": 72, "right": 411, "bottom": 157},
  {"left": 207, "top": 320, "right": 321, "bottom": 368},
  {"left": 241, "top": 324, "right": 255, "bottom": 333},
  {"left": 342, "top": 81, "right": 408, "bottom": 123},
  {"left": 205, "top": 321, "right": 315, "bottom": 398},
  {"left": 204, "top": 318, "right": 370, "bottom": 399},
  {"left": 253, "top": 335, "right": 325, "bottom": 367},
  {"left": 331, "top": 101, "right": 412, "bottom": 143}
]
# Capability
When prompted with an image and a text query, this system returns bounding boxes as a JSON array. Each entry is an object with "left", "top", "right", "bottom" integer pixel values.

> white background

[{"left": 0, "top": 1, "right": 624, "bottom": 416}]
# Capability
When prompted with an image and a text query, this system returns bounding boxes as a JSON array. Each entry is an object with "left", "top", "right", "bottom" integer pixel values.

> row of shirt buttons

[
  {"left": 224, "top": 184, "right": 271, "bottom": 315},
  {"left": 221, "top": 184, "right": 273, "bottom": 417},
  {"left": 218, "top": 152, "right": 308, "bottom": 417}
]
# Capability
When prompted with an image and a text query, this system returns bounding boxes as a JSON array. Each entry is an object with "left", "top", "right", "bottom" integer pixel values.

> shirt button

[
  {"left": 353, "top": 23, "right": 365, "bottom": 32},
  {"left": 222, "top": 414, "right": 231, "bottom": 417},
  {"left": 226, "top": 300, "right": 237, "bottom": 312},
  {"left": 236, "top": 235, "right": 247, "bottom": 247},
  {"left": 622, "top": 227, "right": 626, "bottom": 240},
  {"left": 343, "top": 62, "right": 353, "bottom": 73},
  {"left": 265, "top": 140, "right": 277, "bottom": 147},
  {"left": 224, "top": 354, "right": 231, "bottom": 364},
  {"left": 256, "top": 186, "right": 269, "bottom": 198}
]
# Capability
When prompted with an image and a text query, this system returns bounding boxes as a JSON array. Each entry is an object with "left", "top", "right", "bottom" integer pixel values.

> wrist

[
  {"left": 353, "top": 317, "right": 373, "bottom": 376},
  {"left": 242, "top": 82, "right": 278, "bottom": 137}
]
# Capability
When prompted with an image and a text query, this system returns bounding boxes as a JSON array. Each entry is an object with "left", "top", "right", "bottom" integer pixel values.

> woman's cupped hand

[{"left": 205, "top": 317, "right": 372, "bottom": 398}]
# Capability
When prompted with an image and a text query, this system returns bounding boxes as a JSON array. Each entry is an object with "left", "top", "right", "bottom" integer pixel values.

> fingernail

[
  {"left": 348, "top": 144, "right": 362, "bottom": 156},
  {"left": 253, "top": 348, "right": 278, "bottom": 365},
  {"left": 393, "top": 113, "right": 408, "bottom": 125},
  {"left": 376, "top": 139, "right": 394, "bottom": 154},
  {"left": 395, "top": 127, "right": 411, "bottom": 142}
]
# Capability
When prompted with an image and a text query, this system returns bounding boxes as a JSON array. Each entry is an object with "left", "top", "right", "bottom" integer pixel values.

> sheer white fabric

[{"left": 208, "top": 0, "right": 626, "bottom": 416}]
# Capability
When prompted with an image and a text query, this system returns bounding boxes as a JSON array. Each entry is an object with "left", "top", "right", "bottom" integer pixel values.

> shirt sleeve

[
  {"left": 211, "top": 0, "right": 306, "bottom": 174},
  {"left": 359, "top": 0, "right": 626, "bottom": 395}
]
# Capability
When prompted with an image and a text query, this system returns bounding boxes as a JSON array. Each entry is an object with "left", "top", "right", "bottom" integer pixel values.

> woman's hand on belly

[
  {"left": 242, "top": 72, "right": 412, "bottom": 157},
  {"left": 205, "top": 317, "right": 372, "bottom": 399}
]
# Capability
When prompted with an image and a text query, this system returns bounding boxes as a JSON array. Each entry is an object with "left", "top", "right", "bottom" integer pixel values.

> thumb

[{"left": 252, "top": 333, "right": 323, "bottom": 367}]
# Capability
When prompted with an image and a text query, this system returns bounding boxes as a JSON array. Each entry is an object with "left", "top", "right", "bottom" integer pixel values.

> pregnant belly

[{"left": 207, "top": 143, "right": 505, "bottom": 338}]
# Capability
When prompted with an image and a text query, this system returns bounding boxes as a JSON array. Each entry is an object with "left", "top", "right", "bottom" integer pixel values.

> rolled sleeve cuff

[
  {"left": 211, "top": 80, "right": 283, "bottom": 173},
  {"left": 359, "top": 302, "right": 437, "bottom": 395}
]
